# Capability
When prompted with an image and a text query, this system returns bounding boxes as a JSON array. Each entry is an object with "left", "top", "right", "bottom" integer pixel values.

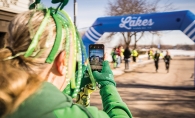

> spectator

[
  {"left": 160, "top": 50, "right": 164, "bottom": 59},
  {"left": 148, "top": 49, "right": 153, "bottom": 60},
  {"left": 116, "top": 46, "right": 121, "bottom": 67},
  {"left": 123, "top": 47, "right": 131, "bottom": 70},
  {"left": 132, "top": 49, "right": 138, "bottom": 62},
  {"left": 119, "top": 46, "right": 124, "bottom": 63},
  {"left": 111, "top": 47, "right": 118, "bottom": 68},
  {"left": 0, "top": 1, "right": 133, "bottom": 118}
]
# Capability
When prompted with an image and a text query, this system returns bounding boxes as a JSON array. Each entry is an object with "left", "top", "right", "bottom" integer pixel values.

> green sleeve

[
  {"left": 54, "top": 105, "right": 110, "bottom": 118},
  {"left": 54, "top": 101, "right": 132, "bottom": 118},
  {"left": 6, "top": 82, "right": 132, "bottom": 118},
  {"left": 55, "top": 85, "right": 133, "bottom": 118},
  {"left": 100, "top": 85, "right": 133, "bottom": 118}
]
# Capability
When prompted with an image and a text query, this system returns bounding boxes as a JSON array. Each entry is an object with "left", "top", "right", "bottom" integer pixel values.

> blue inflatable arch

[{"left": 82, "top": 10, "right": 195, "bottom": 52}]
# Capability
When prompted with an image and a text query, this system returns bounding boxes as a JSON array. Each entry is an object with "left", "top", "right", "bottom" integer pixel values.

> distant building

[{"left": 0, "top": 0, "right": 33, "bottom": 48}]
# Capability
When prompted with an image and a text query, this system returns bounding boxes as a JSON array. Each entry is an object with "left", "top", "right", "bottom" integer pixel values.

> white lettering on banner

[{"left": 119, "top": 16, "right": 154, "bottom": 30}]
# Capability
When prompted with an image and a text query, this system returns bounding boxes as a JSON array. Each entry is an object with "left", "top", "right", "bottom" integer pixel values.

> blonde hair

[
  {"left": 6, "top": 9, "right": 61, "bottom": 73},
  {"left": 0, "top": 59, "right": 42, "bottom": 117},
  {"left": 0, "top": 9, "right": 66, "bottom": 117}
]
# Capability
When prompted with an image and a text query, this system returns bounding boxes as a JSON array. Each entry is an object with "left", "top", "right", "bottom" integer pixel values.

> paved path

[
  {"left": 111, "top": 56, "right": 153, "bottom": 76},
  {"left": 89, "top": 56, "right": 195, "bottom": 118}
]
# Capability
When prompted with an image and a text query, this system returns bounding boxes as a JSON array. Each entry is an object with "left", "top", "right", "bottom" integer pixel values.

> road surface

[{"left": 89, "top": 56, "right": 195, "bottom": 118}]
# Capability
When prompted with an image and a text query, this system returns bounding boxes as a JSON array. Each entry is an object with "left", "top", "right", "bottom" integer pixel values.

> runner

[
  {"left": 153, "top": 50, "right": 160, "bottom": 72},
  {"left": 163, "top": 50, "right": 172, "bottom": 73}
]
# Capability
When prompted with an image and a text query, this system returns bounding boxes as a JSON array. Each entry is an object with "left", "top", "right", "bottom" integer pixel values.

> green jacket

[{"left": 6, "top": 82, "right": 132, "bottom": 118}]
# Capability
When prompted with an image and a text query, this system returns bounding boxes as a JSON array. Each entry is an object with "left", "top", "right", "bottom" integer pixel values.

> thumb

[{"left": 101, "top": 61, "right": 113, "bottom": 74}]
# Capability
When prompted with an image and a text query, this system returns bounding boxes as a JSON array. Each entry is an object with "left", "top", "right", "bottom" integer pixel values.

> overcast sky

[{"left": 41, "top": 0, "right": 195, "bottom": 46}]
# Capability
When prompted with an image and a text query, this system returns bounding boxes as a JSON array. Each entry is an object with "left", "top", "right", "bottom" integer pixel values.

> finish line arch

[
  {"left": 82, "top": 10, "right": 195, "bottom": 86},
  {"left": 82, "top": 10, "right": 195, "bottom": 52}
]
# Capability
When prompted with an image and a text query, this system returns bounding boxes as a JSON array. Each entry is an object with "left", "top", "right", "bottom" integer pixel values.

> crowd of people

[
  {"left": 110, "top": 46, "right": 172, "bottom": 73},
  {"left": 110, "top": 46, "right": 139, "bottom": 70},
  {"left": 111, "top": 46, "right": 123, "bottom": 68}
]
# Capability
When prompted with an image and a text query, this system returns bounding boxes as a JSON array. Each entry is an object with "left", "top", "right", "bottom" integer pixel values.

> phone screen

[{"left": 89, "top": 44, "right": 104, "bottom": 72}]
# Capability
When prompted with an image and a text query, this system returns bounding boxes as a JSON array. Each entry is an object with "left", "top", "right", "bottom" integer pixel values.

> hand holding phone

[{"left": 89, "top": 44, "right": 104, "bottom": 72}]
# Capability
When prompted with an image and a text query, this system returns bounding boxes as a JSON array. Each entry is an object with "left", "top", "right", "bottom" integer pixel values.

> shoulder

[
  {"left": 54, "top": 105, "right": 109, "bottom": 118},
  {"left": 7, "top": 82, "right": 72, "bottom": 118}
]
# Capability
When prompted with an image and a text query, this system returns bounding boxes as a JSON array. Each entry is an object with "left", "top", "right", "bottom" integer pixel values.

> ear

[{"left": 55, "top": 51, "right": 66, "bottom": 75}]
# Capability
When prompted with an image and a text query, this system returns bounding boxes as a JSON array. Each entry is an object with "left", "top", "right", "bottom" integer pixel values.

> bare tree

[
  {"left": 104, "top": 0, "right": 175, "bottom": 48},
  {"left": 133, "top": 32, "right": 144, "bottom": 49}
]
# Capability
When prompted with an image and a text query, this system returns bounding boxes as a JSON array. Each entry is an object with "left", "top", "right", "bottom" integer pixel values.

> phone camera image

[{"left": 89, "top": 44, "right": 104, "bottom": 71}]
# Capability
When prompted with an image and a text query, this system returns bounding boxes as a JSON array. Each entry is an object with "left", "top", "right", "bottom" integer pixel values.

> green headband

[
  {"left": 27, "top": 6, "right": 85, "bottom": 97},
  {"left": 7, "top": 0, "right": 96, "bottom": 98},
  {"left": 45, "top": 8, "right": 63, "bottom": 63},
  {"left": 27, "top": 0, "right": 72, "bottom": 64},
  {"left": 29, "top": 0, "right": 69, "bottom": 10},
  {"left": 3, "top": 0, "right": 93, "bottom": 99},
  {"left": 52, "top": 0, "right": 69, "bottom": 10},
  {"left": 24, "top": 9, "right": 51, "bottom": 57}
]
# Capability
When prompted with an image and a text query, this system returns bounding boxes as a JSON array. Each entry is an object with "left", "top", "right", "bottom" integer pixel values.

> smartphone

[{"left": 89, "top": 44, "right": 104, "bottom": 72}]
